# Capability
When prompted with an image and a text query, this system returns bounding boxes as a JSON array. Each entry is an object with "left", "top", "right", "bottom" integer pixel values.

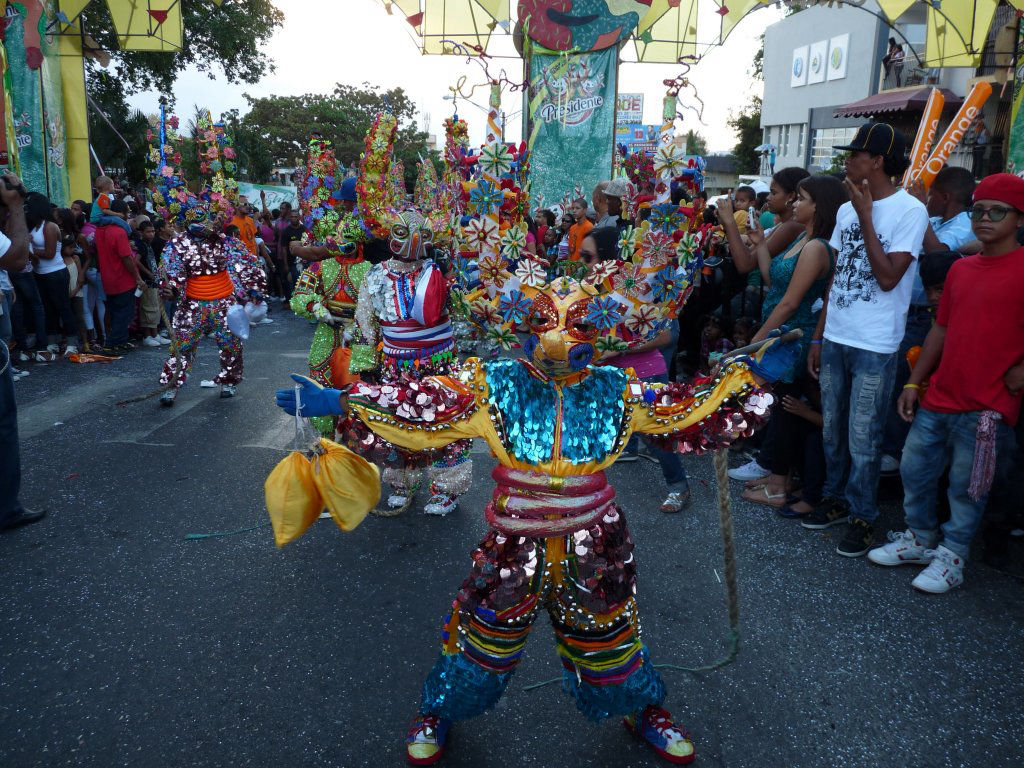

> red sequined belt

[{"left": 486, "top": 467, "right": 616, "bottom": 537}]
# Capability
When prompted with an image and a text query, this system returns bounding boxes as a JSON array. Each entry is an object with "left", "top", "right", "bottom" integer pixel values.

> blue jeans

[
  {"left": 820, "top": 340, "right": 898, "bottom": 524},
  {"left": 625, "top": 374, "right": 689, "bottom": 493},
  {"left": 881, "top": 309, "right": 932, "bottom": 458},
  {"left": 106, "top": 290, "right": 135, "bottom": 346},
  {"left": 901, "top": 408, "right": 1014, "bottom": 560},
  {"left": 0, "top": 341, "right": 22, "bottom": 523}
]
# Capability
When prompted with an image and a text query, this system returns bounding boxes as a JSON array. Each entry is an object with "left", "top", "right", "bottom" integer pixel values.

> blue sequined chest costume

[{"left": 485, "top": 360, "right": 628, "bottom": 465}]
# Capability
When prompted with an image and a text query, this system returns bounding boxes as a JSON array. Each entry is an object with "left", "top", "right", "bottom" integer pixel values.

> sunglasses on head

[{"left": 970, "top": 204, "right": 1016, "bottom": 223}]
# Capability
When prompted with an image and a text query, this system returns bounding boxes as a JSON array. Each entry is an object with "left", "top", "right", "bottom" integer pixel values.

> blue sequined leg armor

[
  {"left": 419, "top": 512, "right": 669, "bottom": 723},
  {"left": 420, "top": 651, "right": 516, "bottom": 721},
  {"left": 560, "top": 646, "right": 665, "bottom": 722}
]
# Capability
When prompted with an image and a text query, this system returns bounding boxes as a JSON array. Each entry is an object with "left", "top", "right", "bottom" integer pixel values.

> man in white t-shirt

[
  {"left": 0, "top": 171, "right": 46, "bottom": 532},
  {"left": 803, "top": 122, "right": 928, "bottom": 558}
]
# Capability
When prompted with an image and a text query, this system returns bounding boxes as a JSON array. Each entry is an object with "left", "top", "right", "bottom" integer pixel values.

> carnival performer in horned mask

[
  {"left": 352, "top": 113, "right": 471, "bottom": 517},
  {"left": 289, "top": 136, "right": 374, "bottom": 437}
]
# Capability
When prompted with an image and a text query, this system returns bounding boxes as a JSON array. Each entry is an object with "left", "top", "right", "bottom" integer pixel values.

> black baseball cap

[{"left": 835, "top": 121, "right": 906, "bottom": 160}]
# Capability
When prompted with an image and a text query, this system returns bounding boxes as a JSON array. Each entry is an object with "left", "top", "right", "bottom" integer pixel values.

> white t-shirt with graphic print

[{"left": 825, "top": 188, "right": 928, "bottom": 354}]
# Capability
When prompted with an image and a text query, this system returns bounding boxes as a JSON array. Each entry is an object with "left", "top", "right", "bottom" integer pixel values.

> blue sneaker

[
  {"left": 406, "top": 713, "right": 450, "bottom": 765},
  {"left": 624, "top": 706, "right": 695, "bottom": 764}
]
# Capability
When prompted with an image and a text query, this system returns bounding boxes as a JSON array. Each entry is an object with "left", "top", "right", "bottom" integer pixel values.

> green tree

[
  {"left": 237, "top": 83, "right": 436, "bottom": 186},
  {"left": 86, "top": 71, "right": 154, "bottom": 185},
  {"left": 752, "top": 33, "right": 764, "bottom": 80},
  {"left": 727, "top": 96, "right": 763, "bottom": 175},
  {"left": 84, "top": 0, "right": 283, "bottom": 183},
  {"left": 84, "top": 0, "right": 283, "bottom": 95},
  {"left": 827, "top": 151, "right": 849, "bottom": 174},
  {"left": 221, "top": 108, "right": 274, "bottom": 183},
  {"left": 684, "top": 130, "right": 708, "bottom": 157}
]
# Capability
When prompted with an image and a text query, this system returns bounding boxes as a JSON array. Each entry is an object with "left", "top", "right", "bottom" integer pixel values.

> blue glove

[{"left": 274, "top": 374, "right": 345, "bottom": 417}]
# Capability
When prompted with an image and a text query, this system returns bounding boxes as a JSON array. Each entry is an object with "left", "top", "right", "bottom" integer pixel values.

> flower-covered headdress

[
  {"left": 414, "top": 156, "right": 440, "bottom": 210},
  {"left": 357, "top": 112, "right": 453, "bottom": 258},
  {"left": 452, "top": 199, "right": 709, "bottom": 375},
  {"left": 296, "top": 135, "right": 369, "bottom": 252},
  {"left": 195, "top": 109, "right": 239, "bottom": 220},
  {"left": 148, "top": 110, "right": 208, "bottom": 226}
]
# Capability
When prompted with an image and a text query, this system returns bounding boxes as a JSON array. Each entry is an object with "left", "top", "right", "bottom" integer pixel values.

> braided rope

[{"left": 654, "top": 448, "right": 740, "bottom": 675}]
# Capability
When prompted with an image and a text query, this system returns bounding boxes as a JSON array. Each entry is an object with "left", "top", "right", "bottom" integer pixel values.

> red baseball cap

[{"left": 973, "top": 173, "right": 1024, "bottom": 213}]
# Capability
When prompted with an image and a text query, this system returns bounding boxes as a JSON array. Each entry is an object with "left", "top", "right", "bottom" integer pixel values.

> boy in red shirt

[{"left": 868, "top": 173, "right": 1024, "bottom": 593}]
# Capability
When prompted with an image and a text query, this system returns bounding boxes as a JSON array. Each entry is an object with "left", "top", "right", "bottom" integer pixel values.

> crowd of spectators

[
  {"left": 3, "top": 121, "right": 1023, "bottom": 592},
  {"left": 534, "top": 120, "right": 1024, "bottom": 593}
]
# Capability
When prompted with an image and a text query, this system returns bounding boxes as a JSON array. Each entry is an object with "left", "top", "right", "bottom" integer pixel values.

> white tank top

[{"left": 32, "top": 223, "right": 65, "bottom": 275}]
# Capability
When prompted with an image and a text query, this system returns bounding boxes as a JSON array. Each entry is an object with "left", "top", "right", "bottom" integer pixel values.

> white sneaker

[
  {"left": 46, "top": 343, "right": 59, "bottom": 354},
  {"left": 424, "top": 494, "right": 457, "bottom": 516},
  {"left": 157, "top": 335, "right": 171, "bottom": 345},
  {"left": 259, "top": 317, "right": 274, "bottom": 324},
  {"left": 868, "top": 529, "right": 933, "bottom": 566},
  {"left": 911, "top": 545, "right": 965, "bottom": 594},
  {"left": 63, "top": 345, "right": 78, "bottom": 356},
  {"left": 387, "top": 493, "right": 411, "bottom": 510},
  {"left": 142, "top": 336, "right": 162, "bottom": 347},
  {"left": 728, "top": 458, "right": 769, "bottom": 482},
  {"left": 880, "top": 454, "right": 900, "bottom": 474}
]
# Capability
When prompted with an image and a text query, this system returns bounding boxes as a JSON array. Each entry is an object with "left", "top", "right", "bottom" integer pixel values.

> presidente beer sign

[
  {"left": 533, "top": 56, "right": 608, "bottom": 126},
  {"left": 527, "top": 46, "right": 617, "bottom": 215}
]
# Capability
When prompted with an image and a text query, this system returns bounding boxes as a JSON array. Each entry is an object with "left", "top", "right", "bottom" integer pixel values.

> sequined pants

[
  {"left": 420, "top": 507, "right": 666, "bottom": 722},
  {"left": 378, "top": 351, "right": 472, "bottom": 499},
  {"left": 306, "top": 321, "right": 346, "bottom": 438},
  {"left": 159, "top": 298, "right": 243, "bottom": 388},
  {"left": 381, "top": 443, "right": 473, "bottom": 500}
]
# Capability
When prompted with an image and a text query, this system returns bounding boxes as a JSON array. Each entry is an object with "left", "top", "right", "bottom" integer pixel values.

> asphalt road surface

[{"left": 2, "top": 311, "right": 1023, "bottom": 768}]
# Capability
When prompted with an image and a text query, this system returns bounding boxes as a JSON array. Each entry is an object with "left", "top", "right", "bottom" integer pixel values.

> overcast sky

[{"left": 127, "top": 0, "right": 783, "bottom": 155}]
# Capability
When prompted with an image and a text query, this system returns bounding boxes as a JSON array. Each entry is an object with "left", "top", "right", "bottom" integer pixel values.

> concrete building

[
  {"left": 760, "top": 1, "right": 1013, "bottom": 176},
  {"left": 703, "top": 154, "right": 739, "bottom": 196}
]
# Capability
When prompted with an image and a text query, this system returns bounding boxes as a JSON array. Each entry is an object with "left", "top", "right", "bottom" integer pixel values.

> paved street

[{"left": 2, "top": 311, "right": 1023, "bottom": 768}]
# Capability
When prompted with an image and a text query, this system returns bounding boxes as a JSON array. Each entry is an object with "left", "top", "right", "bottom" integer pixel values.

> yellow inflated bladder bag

[
  {"left": 265, "top": 451, "right": 323, "bottom": 547},
  {"left": 311, "top": 438, "right": 381, "bottom": 532}
]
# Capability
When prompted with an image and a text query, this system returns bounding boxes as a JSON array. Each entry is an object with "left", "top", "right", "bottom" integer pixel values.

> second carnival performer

[
  {"left": 353, "top": 113, "right": 471, "bottom": 517},
  {"left": 289, "top": 136, "right": 373, "bottom": 437},
  {"left": 151, "top": 114, "right": 266, "bottom": 406}
]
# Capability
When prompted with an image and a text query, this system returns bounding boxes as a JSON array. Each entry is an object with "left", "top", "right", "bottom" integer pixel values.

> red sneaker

[
  {"left": 406, "top": 713, "right": 450, "bottom": 766},
  {"left": 624, "top": 706, "right": 696, "bottom": 764}
]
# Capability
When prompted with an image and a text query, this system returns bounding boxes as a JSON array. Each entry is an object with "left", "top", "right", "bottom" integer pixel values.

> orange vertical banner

[
  {"left": 902, "top": 88, "right": 943, "bottom": 187},
  {"left": 917, "top": 82, "right": 993, "bottom": 189}
]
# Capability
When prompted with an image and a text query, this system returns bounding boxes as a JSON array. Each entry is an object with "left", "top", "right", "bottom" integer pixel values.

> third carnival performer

[
  {"left": 289, "top": 137, "right": 374, "bottom": 437},
  {"left": 352, "top": 113, "right": 471, "bottom": 517}
]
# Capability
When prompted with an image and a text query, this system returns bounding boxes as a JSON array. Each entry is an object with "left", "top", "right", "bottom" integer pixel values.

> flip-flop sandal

[
  {"left": 744, "top": 477, "right": 770, "bottom": 490},
  {"left": 741, "top": 486, "right": 787, "bottom": 508}
]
